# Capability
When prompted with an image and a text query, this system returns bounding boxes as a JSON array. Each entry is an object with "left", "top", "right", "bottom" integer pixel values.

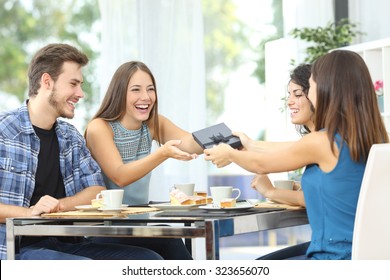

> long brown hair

[
  {"left": 311, "top": 50, "right": 388, "bottom": 161},
  {"left": 89, "top": 61, "right": 161, "bottom": 144}
]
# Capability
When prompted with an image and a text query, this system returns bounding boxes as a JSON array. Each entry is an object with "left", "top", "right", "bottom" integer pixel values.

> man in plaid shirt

[{"left": 0, "top": 43, "right": 162, "bottom": 260}]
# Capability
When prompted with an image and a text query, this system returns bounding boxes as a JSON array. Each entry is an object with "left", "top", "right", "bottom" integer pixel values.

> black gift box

[{"left": 192, "top": 122, "right": 242, "bottom": 149}]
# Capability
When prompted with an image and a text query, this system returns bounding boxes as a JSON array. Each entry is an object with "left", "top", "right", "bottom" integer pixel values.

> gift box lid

[{"left": 192, "top": 122, "right": 242, "bottom": 149}]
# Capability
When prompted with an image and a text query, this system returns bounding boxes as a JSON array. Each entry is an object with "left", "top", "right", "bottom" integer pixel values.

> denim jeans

[
  {"left": 16, "top": 237, "right": 163, "bottom": 260},
  {"left": 90, "top": 237, "right": 193, "bottom": 260}
]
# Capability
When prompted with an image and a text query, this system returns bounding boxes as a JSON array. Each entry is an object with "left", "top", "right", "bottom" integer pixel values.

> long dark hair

[
  {"left": 311, "top": 50, "right": 388, "bottom": 161},
  {"left": 289, "top": 63, "right": 313, "bottom": 135},
  {"left": 89, "top": 61, "right": 161, "bottom": 144}
]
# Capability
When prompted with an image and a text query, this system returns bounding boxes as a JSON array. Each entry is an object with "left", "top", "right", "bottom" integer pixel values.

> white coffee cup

[
  {"left": 273, "top": 180, "right": 294, "bottom": 190},
  {"left": 173, "top": 183, "right": 195, "bottom": 196},
  {"left": 210, "top": 186, "right": 241, "bottom": 205},
  {"left": 96, "top": 189, "right": 124, "bottom": 209}
]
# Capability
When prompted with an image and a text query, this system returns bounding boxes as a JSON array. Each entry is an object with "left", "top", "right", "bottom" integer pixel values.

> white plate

[
  {"left": 199, "top": 201, "right": 253, "bottom": 212},
  {"left": 75, "top": 205, "right": 100, "bottom": 211},
  {"left": 246, "top": 199, "right": 261, "bottom": 205},
  {"left": 150, "top": 203, "right": 204, "bottom": 210}
]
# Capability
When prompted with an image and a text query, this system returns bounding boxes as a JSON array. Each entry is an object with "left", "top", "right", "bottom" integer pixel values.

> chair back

[{"left": 352, "top": 143, "right": 390, "bottom": 259}]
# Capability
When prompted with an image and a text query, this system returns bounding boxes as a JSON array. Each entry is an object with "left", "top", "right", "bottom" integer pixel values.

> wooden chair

[{"left": 352, "top": 143, "right": 390, "bottom": 259}]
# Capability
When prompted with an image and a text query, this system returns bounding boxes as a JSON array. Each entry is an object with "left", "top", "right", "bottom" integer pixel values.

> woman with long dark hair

[{"left": 205, "top": 50, "right": 388, "bottom": 259}]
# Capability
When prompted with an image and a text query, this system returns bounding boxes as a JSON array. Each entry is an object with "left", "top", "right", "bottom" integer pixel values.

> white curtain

[
  {"left": 282, "top": 0, "right": 334, "bottom": 63},
  {"left": 98, "top": 0, "right": 207, "bottom": 200}
]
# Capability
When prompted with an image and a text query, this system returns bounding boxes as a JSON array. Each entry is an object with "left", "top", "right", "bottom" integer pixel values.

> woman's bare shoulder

[
  {"left": 86, "top": 118, "right": 112, "bottom": 136},
  {"left": 301, "top": 130, "right": 328, "bottom": 142},
  {"left": 294, "top": 131, "right": 331, "bottom": 156}
]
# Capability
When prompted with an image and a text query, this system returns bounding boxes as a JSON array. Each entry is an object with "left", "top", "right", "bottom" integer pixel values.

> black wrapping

[{"left": 192, "top": 122, "right": 242, "bottom": 149}]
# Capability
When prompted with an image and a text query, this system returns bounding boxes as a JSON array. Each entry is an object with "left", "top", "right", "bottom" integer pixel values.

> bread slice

[
  {"left": 170, "top": 189, "right": 208, "bottom": 205},
  {"left": 170, "top": 189, "right": 192, "bottom": 205},
  {"left": 191, "top": 196, "right": 206, "bottom": 205},
  {"left": 194, "top": 191, "right": 207, "bottom": 197}
]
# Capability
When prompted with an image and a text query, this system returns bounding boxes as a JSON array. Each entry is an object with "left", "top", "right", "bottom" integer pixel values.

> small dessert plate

[
  {"left": 98, "top": 206, "right": 128, "bottom": 213},
  {"left": 75, "top": 205, "right": 100, "bottom": 211},
  {"left": 199, "top": 201, "right": 253, "bottom": 212}
]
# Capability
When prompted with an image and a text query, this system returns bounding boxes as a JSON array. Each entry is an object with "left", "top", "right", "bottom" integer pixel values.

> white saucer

[
  {"left": 199, "top": 201, "right": 253, "bottom": 212},
  {"left": 246, "top": 199, "right": 261, "bottom": 205},
  {"left": 75, "top": 205, "right": 100, "bottom": 211},
  {"left": 98, "top": 205, "right": 127, "bottom": 212}
]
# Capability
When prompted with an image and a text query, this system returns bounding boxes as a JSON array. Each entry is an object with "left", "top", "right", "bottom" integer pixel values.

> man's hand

[{"left": 29, "top": 195, "right": 64, "bottom": 216}]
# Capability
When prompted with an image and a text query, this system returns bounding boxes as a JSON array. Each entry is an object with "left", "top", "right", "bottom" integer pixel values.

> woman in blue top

[
  {"left": 204, "top": 50, "right": 389, "bottom": 260},
  {"left": 85, "top": 61, "right": 203, "bottom": 259}
]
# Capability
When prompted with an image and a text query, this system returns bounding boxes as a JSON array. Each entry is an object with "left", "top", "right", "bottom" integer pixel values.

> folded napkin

[
  {"left": 41, "top": 211, "right": 124, "bottom": 218},
  {"left": 41, "top": 207, "right": 160, "bottom": 218},
  {"left": 121, "top": 207, "right": 160, "bottom": 214}
]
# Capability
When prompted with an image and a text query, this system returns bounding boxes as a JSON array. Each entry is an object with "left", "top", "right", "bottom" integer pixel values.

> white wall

[
  {"left": 349, "top": 0, "right": 390, "bottom": 43},
  {"left": 282, "top": 0, "right": 390, "bottom": 45}
]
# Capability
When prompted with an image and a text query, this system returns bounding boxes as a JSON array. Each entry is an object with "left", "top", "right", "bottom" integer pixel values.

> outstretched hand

[
  {"left": 161, "top": 140, "right": 198, "bottom": 161},
  {"left": 204, "top": 143, "right": 233, "bottom": 168},
  {"left": 232, "top": 131, "right": 252, "bottom": 151}
]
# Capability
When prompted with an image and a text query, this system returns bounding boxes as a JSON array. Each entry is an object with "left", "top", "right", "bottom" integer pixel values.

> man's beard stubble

[{"left": 48, "top": 89, "right": 75, "bottom": 119}]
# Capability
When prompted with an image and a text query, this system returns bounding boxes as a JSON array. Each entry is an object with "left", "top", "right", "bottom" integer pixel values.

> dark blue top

[{"left": 301, "top": 134, "right": 365, "bottom": 259}]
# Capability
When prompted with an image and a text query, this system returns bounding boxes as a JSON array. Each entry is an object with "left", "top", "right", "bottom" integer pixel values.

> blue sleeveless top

[
  {"left": 301, "top": 134, "right": 365, "bottom": 259},
  {"left": 103, "top": 121, "right": 152, "bottom": 205}
]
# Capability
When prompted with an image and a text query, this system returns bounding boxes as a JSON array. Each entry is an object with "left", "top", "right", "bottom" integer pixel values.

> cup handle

[
  {"left": 232, "top": 188, "right": 241, "bottom": 200},
  {"left": 96, "top": 193, "right": 103, "bottom": 200}
]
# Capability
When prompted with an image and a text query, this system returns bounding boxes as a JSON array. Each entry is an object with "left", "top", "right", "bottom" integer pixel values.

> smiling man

[{"left": 0, "top": 43, "right": 163, "bottom": 260}]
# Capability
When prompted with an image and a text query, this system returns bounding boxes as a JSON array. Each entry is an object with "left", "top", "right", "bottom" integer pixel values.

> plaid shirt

[{"left": 0, "top": 101, "right": 105, "bottom": 259}]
